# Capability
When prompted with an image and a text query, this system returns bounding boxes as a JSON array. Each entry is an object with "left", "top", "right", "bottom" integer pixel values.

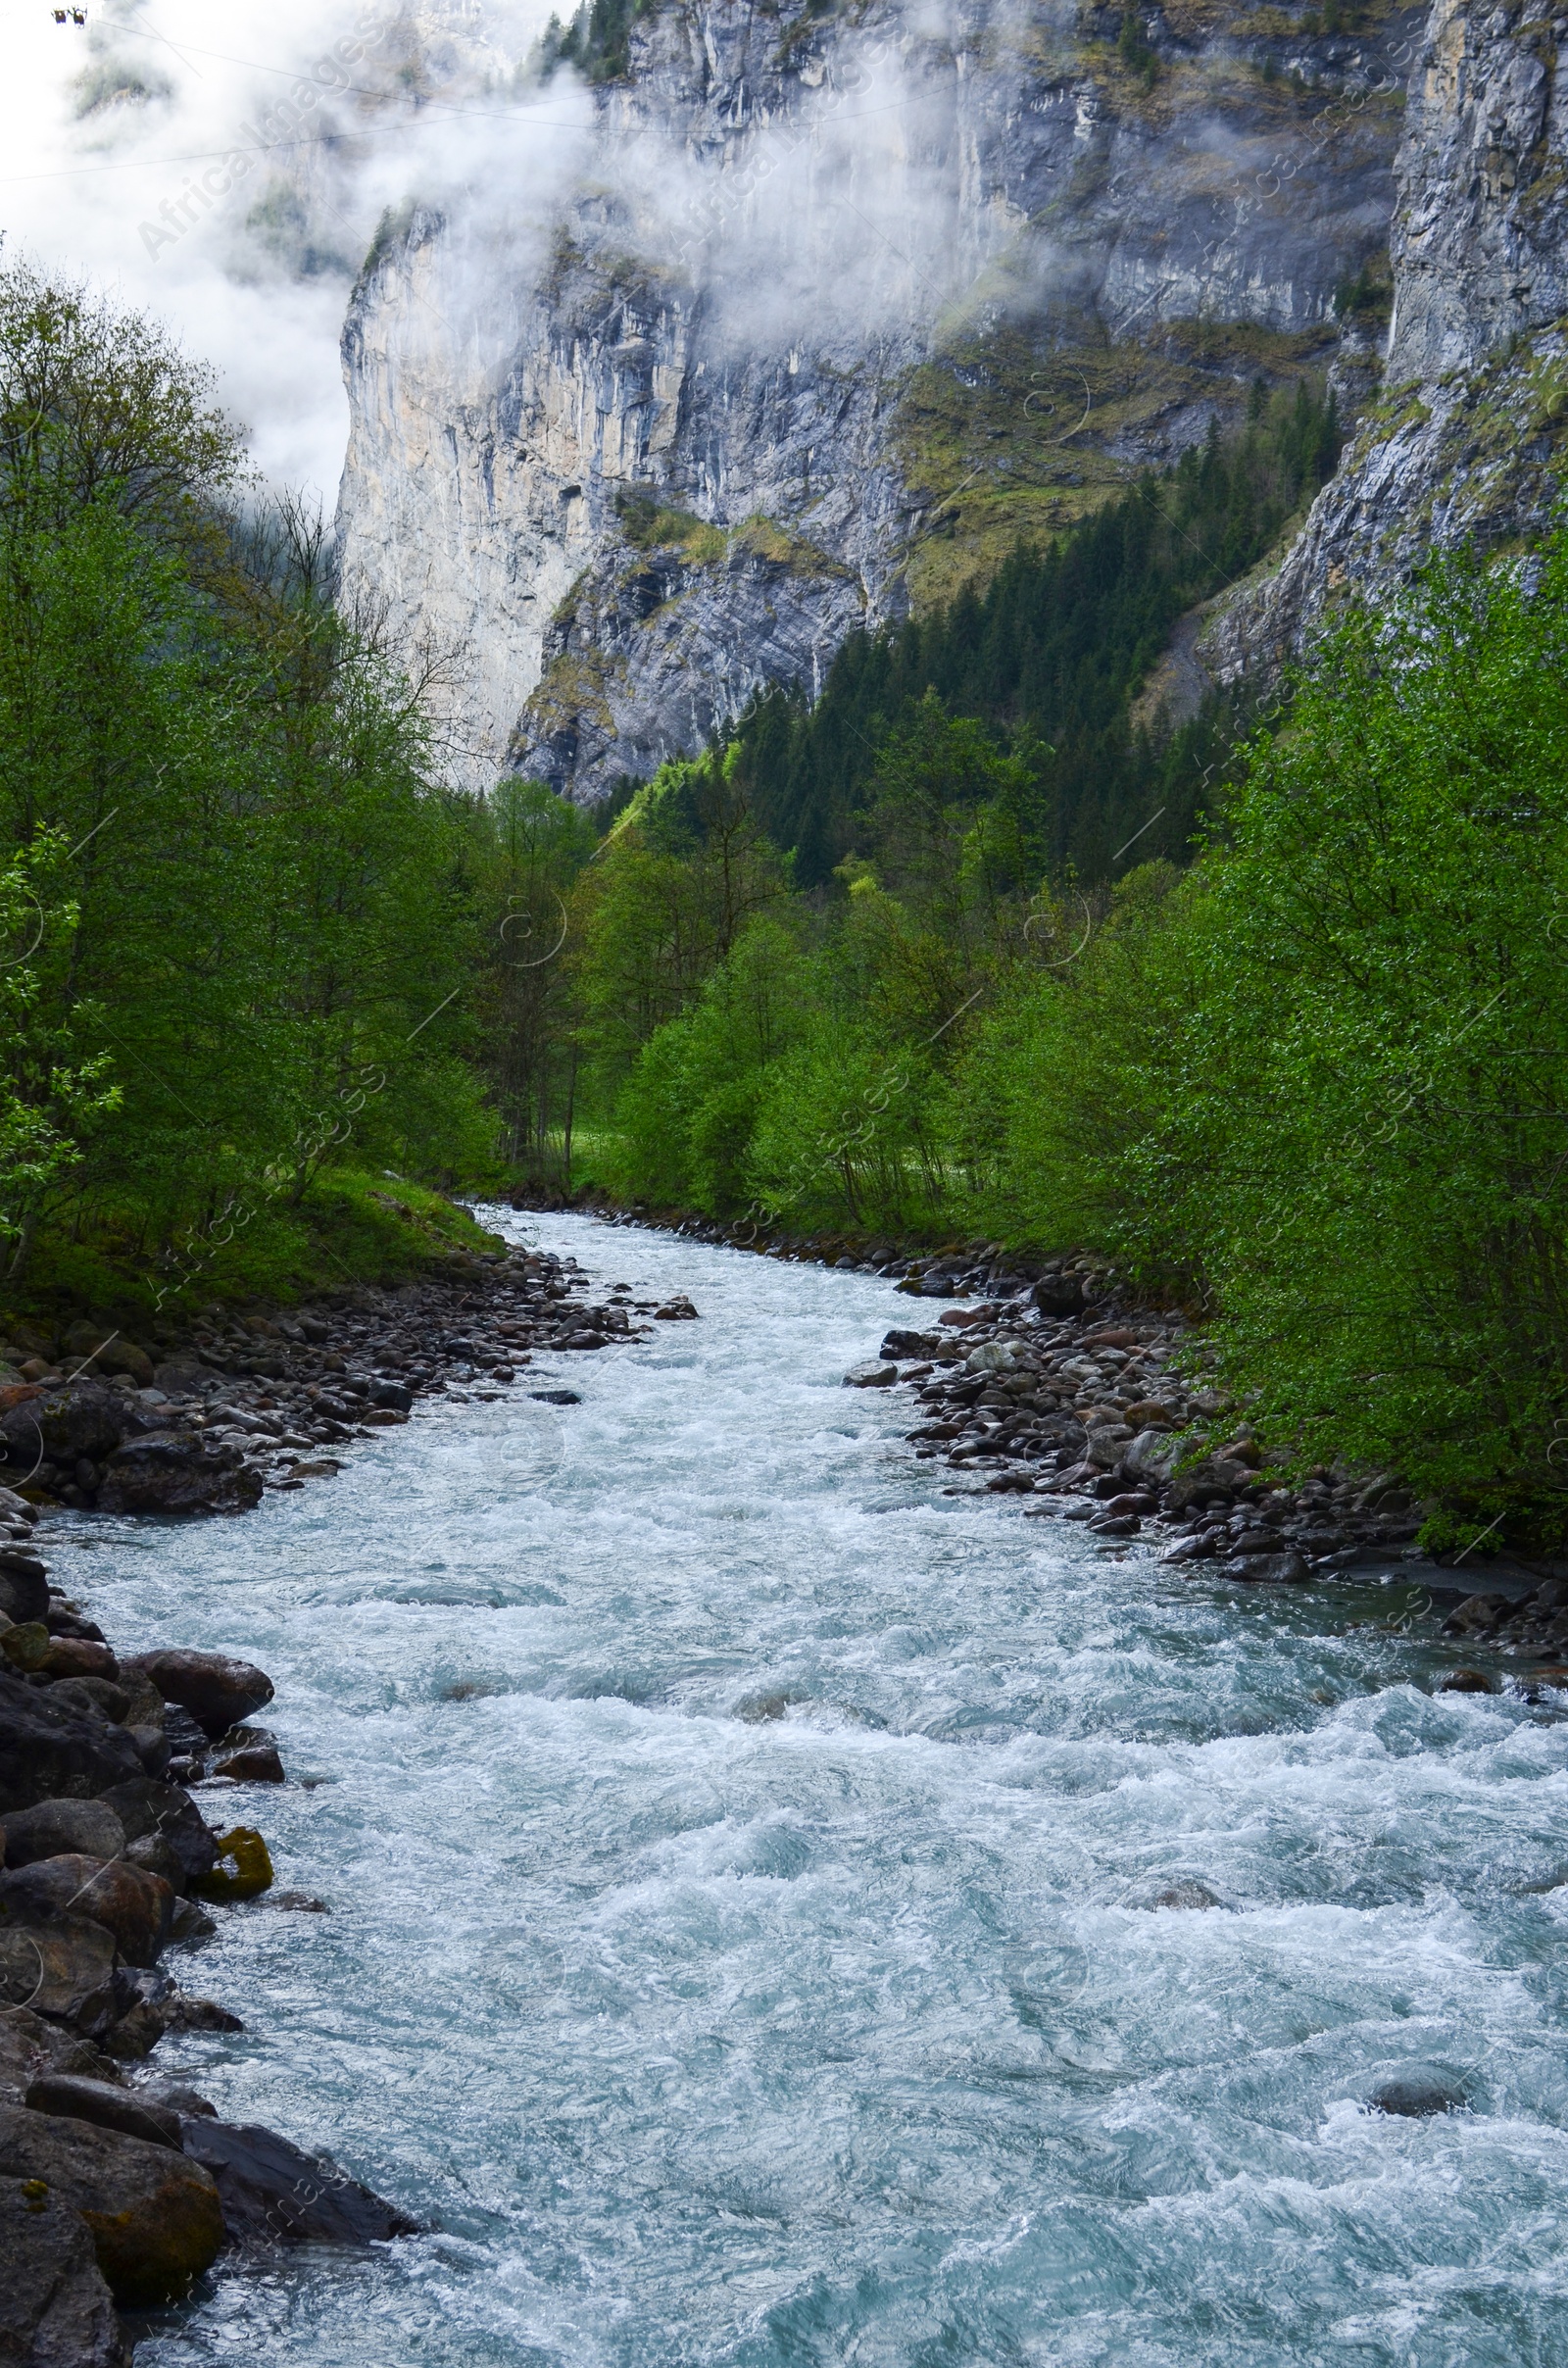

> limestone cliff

[
  {"left": 335, "top": 1, "right": 1423, "bottom": 797},
  {"left": 1209, "top": 0, "right": 1568, "bottom": 682}
]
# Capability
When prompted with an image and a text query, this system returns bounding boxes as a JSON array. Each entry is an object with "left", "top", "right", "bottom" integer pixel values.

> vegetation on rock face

[{"left": 737, "top": 379, "right": 1342, "bottom": 886}]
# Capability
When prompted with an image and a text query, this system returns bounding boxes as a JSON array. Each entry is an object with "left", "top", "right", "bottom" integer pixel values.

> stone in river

[
  {"left": 191, "top": 1827, "right": 272, "bottom": 1902},
  {"left": 1143, "top": 1879, "right": 1227, "bottom": 1911},
  {"left": 164, "top": 1996, "right": 244, "bottom": 2035},
  {"left": 530, "top": 1390, "right": 580, "bottom": 1406},
  {"left": 0, "top": 2102, "right": 224, "bottom": 2305},
  {"left": 880, "top": 1328, "right": 943, "bottom": 1359},
  {"left": 1368, "top": 2076, "right": 1466, "bottom": 2118},
  {"left": 39, "top": 1637, "right": 119, "bottom": 1683},
  {"left": 178, "top": 2118, "right": 420, "bottom": 2247},
  {"left": 0, "top": 2171, "right": 128, "bottom": 2367},
  {"left": 121, "top": 1651, "right": 273, "bottom": 1738},
  {"left": 1437, "top": 1668, "right": 1495, "bottom": 1694},
  {"left": 212, "top": 1728, "right": 285, "bottom": 1784},
  {"left": 1221, "top": 1551, "right": 1311, "bottom": 1585},
  {"left": 96, "top": 1433, "right": 262, "bottom": 1517},
  {"left": 844, "top": 1362, "right": 897, "bottom": 1388}
]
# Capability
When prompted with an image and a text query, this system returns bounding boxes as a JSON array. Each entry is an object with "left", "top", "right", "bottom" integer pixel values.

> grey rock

[
  {"left": 120, "top": 1652, "right": 273, "bottom": 1739},
  {"left": 1, "top": 1800, "right": 126, "bottom": 1871},
  {"left": 1211, "top": 0, "right": 1568, "bottom": 687},
  {"left": 0, "top": 1556, "right": 48, "bottom": 1625},
  {"left": 0, "top": 2102, "right": 224, "bottom": 2306},
  {"left": 0, "top": 1671, "right": 143, "bottom": 1816},
  {"left": 24, "top": 2073, "right": 182, "bottom": 2152},
  {"left": 0, "top": 1920, "right": 126, "bottom": 2040},
  {"left": 880, "top": 1328, "right": 944, "bottom": 1359},
  {"left": 337, "top": 3, "right": 1410, "bottom": 800},
  {"left": 178, "top": 2119, "right": 419, "bottom": 2249},
  {"left": 96, "top": 1432, "right": 263, "bottom": 1517},
  {"left": 100, "top": 1780, "right": 218, "bottom": 1893},
  {"left": 1220, "top": 1551, "right": 1312, "bottom": 1586},
  {"left": 0, "top": 1384, "right": 128, "bottom": 1481},
  {"left": 211, "top": 1729, "right": 285, "bottom": 1784},
  {"left": 1369, "top": 2077, "right": 1466, "bottom": 2118},
  {"left": 0, "top": 1856, "right": 173, "bottom": 1970},
  {"left": 0, "top": 2173, "right": 127, "bottom": 2367}
]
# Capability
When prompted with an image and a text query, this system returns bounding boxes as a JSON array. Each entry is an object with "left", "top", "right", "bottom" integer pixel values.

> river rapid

[{"left": 56, "top": 1213, "right": 1568, "bottom": 2364}]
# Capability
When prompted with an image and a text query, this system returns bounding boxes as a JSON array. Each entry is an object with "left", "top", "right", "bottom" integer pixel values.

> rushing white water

[{"left": 56, "top": 1212, "right": 1568, "bottom": 2363}]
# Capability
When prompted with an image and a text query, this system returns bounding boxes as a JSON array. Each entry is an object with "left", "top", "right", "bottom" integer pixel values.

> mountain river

[{"left": 55, "top": 1211, "right": 1568, "bottom": 2364}]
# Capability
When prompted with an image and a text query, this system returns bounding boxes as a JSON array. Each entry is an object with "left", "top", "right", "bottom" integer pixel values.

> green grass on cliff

[{"left": 895, "top": 318, "right": 1341, "bottom": 615}]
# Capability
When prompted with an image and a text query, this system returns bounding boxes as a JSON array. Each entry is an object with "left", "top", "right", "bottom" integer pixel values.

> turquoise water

[{"left": 60, "top": 1213, "right": 1568, "bottom": 2364}]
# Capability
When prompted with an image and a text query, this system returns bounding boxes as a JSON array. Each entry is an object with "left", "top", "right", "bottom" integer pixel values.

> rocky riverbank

[
  {"left": 0, "top": 1602, "right": 418, "bottom": 2360},
  {"left": 0, "top": 1229, "right": 690, "bottom": 2359},
  {"left": 0, "top": 1231, "right": 681, "bottom": 1519}
]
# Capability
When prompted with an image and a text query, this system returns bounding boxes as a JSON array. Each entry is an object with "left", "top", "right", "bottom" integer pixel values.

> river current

[{"left": 57, "top": 1212, "right": 1568, "bottom": 2364}]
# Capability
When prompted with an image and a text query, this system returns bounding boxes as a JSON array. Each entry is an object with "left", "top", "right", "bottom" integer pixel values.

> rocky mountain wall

[
  {"left": 336, "top": 0, "right": 1424, "bottom": 797},
  {"left": 1208, "top": 0, "right": 1568, "bottom": 683}
]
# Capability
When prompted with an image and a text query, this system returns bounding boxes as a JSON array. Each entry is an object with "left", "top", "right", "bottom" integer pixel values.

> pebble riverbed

[{"left": 45, "top": 1211, "right": 1568, "bottom": 2365}]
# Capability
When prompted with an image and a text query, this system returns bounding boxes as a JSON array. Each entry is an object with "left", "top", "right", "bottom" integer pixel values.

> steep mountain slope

[
  {"left": 336, "top": 0, "right": 1423, "bottom": 797},
  {"left": 1210, "top": 0, "right": 1568, "bottom": 681}
]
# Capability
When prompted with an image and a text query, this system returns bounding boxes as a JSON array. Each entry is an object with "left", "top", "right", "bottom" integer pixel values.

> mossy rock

[
  {"left": 193, "top": 1826, "right": 273, "bottom": 1902},
  {"left": 0, "top": 1621, "right": 50, "bottom": 1673}
]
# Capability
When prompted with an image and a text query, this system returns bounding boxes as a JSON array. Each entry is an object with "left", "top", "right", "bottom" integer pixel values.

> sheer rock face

[
  {"left": 335, "top": 0, "right": 1418, "bottom": 798},
  {"left": 1208, "top": 0, "right": 1568, "bottom": 684}
]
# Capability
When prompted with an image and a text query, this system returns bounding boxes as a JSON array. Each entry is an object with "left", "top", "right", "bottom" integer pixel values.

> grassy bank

[{"left": 0, "top": 1169, "right": 507, "bottom": 1379}]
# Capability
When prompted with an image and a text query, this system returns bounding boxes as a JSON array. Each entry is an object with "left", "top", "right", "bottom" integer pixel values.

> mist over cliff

[{"left": 330, "top": 0, "right": 1564, "bottom": 798}]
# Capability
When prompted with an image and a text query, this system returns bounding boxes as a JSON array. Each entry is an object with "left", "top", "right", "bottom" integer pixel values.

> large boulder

[
  {"left": 0, "top": 1921, "right": 126, "bottom": 2040},
  {"left": 1122, "top": 1428, "right": 1185, "bottom": 1485},
  {"left": 1166, "top": 1454, "right": 1257, "bottom": 1512},
  {"left": 0, "top": 1382, "right": 128, "bottom": 1474},
  {"left": 0, "top": 2103, "right": 224, "bottom": 2306},
  {"left": 0, "top": 1551, "right": 49, "bottom": 1625},
  {"left": 0, "top": 2002, "right": 110, "bottom": 2106},
  {"left": 1031, "top": 1271, "right": 1087, "bottom": 1316},
  {"left": 0, "top": 2173, "right": 128, "bottom": 2367},
  {"left": 879, "top": 1328, "right": 944, "bottom": 1359},
  {"left": 179, "top": 2119, "right": 418, "bottom": 2248},
  {"left": 62, "top": 1329, "right": 155, "bottom": 1389},
  {"left": 96, "top": 1434, "right": 262, "bottom": 1517},
  {"left": 24, "top": 2074, "right": 182, "bottom": 2152},
  {"left": 0, "top": 1856, "right": 173, "bottom": 1969},
  {"left": 121, "top": 1652, "right": 273, "bottom": 1738},
  {"left": 0, "top": 1670, "right": 142, "bottom": 1813},
  {"left": 100, "top": 1779, "right": 218, "bottom": 1893},
  {"left": 1, "top": 1799, "right": 126, "bottom": 1871}
]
